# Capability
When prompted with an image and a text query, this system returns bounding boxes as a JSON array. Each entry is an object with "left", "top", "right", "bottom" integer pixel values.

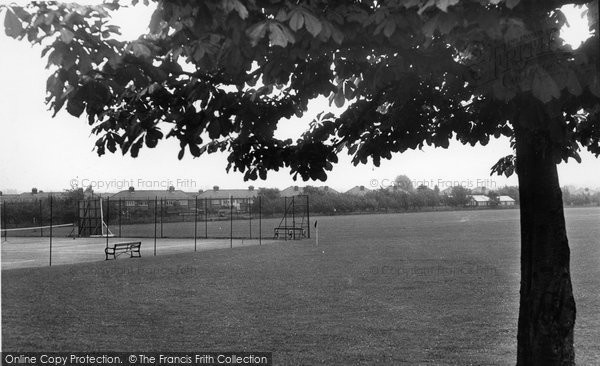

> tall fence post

[
  {"left": 154, "top": 196, "right": 157, "bottom": 256},
  {"left": 292, "top": 196, "right": 296, "bottom": 240},
  {"left": 204, "top": 198, "right": 208, "bottom": 239},
  {"left": 259, "top": 196, "right": 262, "bottom": 246},
  {"left": 2, "top": 200, "right": 6, "bottom": 241},
  {"left": 49, "top": 195, "right": 53, "bottom": 267},
  {"left": 194, "top": 196, "right": 198, "bottom": 252},
  {"left": 106, "top": 197, "right": 110, "bottom": 248},
  {"left": 249, "top": 198, "right": 252, "bottom": 239},
  {"left": 306, "top": 195, "right": 311, "bottom": 239},
  {"left": 39, "top": 200, "right": 43, "bottom": 237},
  {"left": 284, "top": 196, "right": 288, "bottom": 241},
  {"left": 160, "top": 198, "right": 164, "bottom": 238},
  {"left": 230, "top": 196, "right": 233, "bottom": 248},
  {"left": 118, "top": 198, "right": 122, "bottom": 238}
]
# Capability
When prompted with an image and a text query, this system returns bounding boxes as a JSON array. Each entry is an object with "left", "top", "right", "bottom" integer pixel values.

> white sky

[{"left": 0, "top": 3, "right": 599, "bottom": 194}]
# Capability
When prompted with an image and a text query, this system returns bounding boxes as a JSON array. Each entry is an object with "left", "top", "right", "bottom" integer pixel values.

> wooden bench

[
  {"left": 105, "top": 242, "right": 142, "bottom": 260},
  {"left": 273, "top": 227, "right": 306, "bottom": 239}
]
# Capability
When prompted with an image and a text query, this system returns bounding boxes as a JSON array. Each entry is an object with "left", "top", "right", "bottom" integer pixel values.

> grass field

[{"left": 2, "top": 208, "right": 599, "bottom": 365}]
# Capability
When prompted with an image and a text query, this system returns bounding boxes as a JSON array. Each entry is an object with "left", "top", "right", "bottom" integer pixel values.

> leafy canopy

[{"left": 2, "top": 0, "right": 599, "bottom": 181}]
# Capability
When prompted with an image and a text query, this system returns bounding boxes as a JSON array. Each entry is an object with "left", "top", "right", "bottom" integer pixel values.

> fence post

[
  {"left": 230, "top": 196, "right": 233, "bottom": 248},
  {"left": 259, "top": 195, "right": 262, "bottom": 246},
  {"left": 118, "top": 198, "right": 122, "bottom": 238},
  {"left": 249, "top": 198, "right": 252, "bottom": 239},
  {"left": 2, "top": 201, "right": 6, "bottom": 241},
  {"left": 306, "top": 195, "right": 311, "bottom": 239},
  {"left": 49, "top": 195, "right": 53, "bottom": 267},
  {"left": 154, "top": 196, "right": 157, "bottom": 256},
  {"left": 204, "top": 198, "right": 208, "bottom": 239},
  {"left": 106, "top": 197, "right": 110, "bottom": 248},
  {"left": 160, "top": 198, "right": 164, "bottom": 238},
  {"left": 194, "top": 196, "right": 198, "bottom": 252},
  {"left": 284, "top": 196, "right": 287, "bottom": 241},
  {"left": 39, "top": 200, "right": 43, "bottom": 237},
  {"left": 292, "top": 196, "right": 296, "bottom": 240}
]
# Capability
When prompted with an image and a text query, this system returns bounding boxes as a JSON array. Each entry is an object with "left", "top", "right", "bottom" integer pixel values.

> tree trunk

[{"left": 514, "top": 124, "right": 576, "bottom": 365}]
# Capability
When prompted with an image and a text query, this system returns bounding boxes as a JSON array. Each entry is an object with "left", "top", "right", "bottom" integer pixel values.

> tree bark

[{"left": 514, "top": 123, "right": 576, "bottom": 365}]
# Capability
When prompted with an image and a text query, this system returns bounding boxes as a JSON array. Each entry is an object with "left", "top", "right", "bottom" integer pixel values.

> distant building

[
  {"left": 197, "top": 186, "right": 257, "bottom": 210},
  {"left": 280, "top": 186, "right": 338, "bottom": 197},
  {"left": 345, "top": 185, "right": 370, "bottom": 196},
  {"left": 471, "top": 186, "right": 490, "bottom": 195},
  {"left": 441, "top": 186, "right": 455, "bottom": 196},
  {"left": 467, "top": 195, "right": 491, "bottom": 207},
  {"left": 110, "top": 189, "right": 190, "bottom": 208},
  {"left": 498, "top": 195, "right": 516, "bottom": 206}
]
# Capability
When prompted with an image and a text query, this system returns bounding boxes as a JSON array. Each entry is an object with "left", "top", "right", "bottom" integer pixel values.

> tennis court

[{"left": 1, "top": 235, "right": 275, "bottom": 270}]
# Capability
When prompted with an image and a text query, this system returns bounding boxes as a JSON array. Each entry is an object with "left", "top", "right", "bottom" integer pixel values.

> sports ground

[{"left": 2, "top": 207, "right": 599, "bottom": 365}]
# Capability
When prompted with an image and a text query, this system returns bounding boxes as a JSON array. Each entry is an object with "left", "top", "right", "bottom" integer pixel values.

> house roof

[
  {"left": 110, "top": 190, "right": 191, "bottom": 201},
  {"left": 440, "top": 186, "right": 455, "bottom": 195},
  {"left": 197, "top": 189, "right": 258, "bottom": 200},
  {"left": 345, "top": 186, "right": 371, "bottom": 196},
  {"left": 498, "top": 195, "right": 515, "bottom": 202},
  {"left": 470, "top": 195, "right": 491, "bottom": 202}
]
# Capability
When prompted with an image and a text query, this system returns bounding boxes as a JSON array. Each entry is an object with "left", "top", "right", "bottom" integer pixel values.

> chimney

[
  {"left": 294, "top": 186, "right": 299, "bottom": 191},
  {"left": 360, "top": 185, "right": 365, "bottom": 191},
  {"left": 248, "top": 186, "right": 254, "bottom": 191},
  {"left": 213, "top": 186, "right": 219, "bottom": 191}
]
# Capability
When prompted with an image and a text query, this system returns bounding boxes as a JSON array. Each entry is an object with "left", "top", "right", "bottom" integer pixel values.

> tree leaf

[
  {"left": 289, "top": 11, "right": 304, "bottom": 31},
  {"left": 66, "top": 97, "right": 85, "bottom": 117},
  {"left": 436, "top": 0, "right": 459, "bottom": 12},
  {"left": 132, "top": 42, "right": 151, "bottom": 58},
  {"left": 505, "top": 0, "right": 520, "bottom": 9},
  {"left": 269, "top": 23, "right": 293, "bottom": 47},
  {"left": 4, "top": 9, "right": 24, "bottom": 38},
  {"left": 303, "top": 11, "right": 322, "bottom": 37},
  {"left": 532, "top": 69, "right": 560, "bottom": 103},
  {"left": 246, "top": 21, "right": 267, "bottom": 46},
  {"left": 334, "top": 91, "right": 345, "bottom": 108},
  {"left": 60, "top": 28, "right": 74, "bottom": 44},
  {"left": 383, "top": 20, "right": 396, "bottom": 38},
  {"left": 149, "top": 8, "right": 163, "bottom": 34}
]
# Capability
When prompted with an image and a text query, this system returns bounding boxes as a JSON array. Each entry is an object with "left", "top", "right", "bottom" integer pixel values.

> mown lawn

[{"left": 2, "top": 208, "right": 599, "bottom": 365}]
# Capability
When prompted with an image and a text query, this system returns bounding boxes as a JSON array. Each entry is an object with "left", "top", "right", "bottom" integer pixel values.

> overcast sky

[{"left": 1, "top": 3, "right": 599, "bottom": 194}]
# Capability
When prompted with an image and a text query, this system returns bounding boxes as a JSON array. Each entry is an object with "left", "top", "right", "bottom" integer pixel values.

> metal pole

[
  {"left": 2, "top": 201, "right": 6, "bottom": 241},
  {"left": 106, "top": 197, "right": 110, "bottom": 248},
  {"left": 259, "top": 196, "right": 262, "bottom": 245},
  {"left": 306, "top": 195, "right": 311, "bottom": 239},
  {"left": 118, "top": 198, "right": 122, "bottom": 238},
  {"left": 160, "top": 198, "right": 164, "bottom": 238},
  {"left": 194, "top": 196, "right": 198, "bottom": 252},
  {"left": 284, "top": 196, "right": 287, "bottom": 241},
  {"left": 292, "top": 196, "right": 296, "bottom": 240},
  {"left": 39, "top": 200, "right": 43, "bottom": 237},
  {"left": 204, "top": 198, "right": 208, "bottom": 239},
  {"left": 230, "top": 196, "right": 233, "bottom": 248},
  {"left": 249, "top": 198, "right": 252, "bottom": 239},
  {"left": 154, "top": 196, "right": 157, "bottom": 256},
  {"left": 49, "top": 195, "right": 53, "bottom": 267}
]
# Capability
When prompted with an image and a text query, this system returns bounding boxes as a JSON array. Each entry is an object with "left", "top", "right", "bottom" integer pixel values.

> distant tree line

[
  {"left": 562, "top": 187, "right": 600, "bottom": 207},
  {"left": 255, "top": 185, "right": 524, "bottom": 215}
]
